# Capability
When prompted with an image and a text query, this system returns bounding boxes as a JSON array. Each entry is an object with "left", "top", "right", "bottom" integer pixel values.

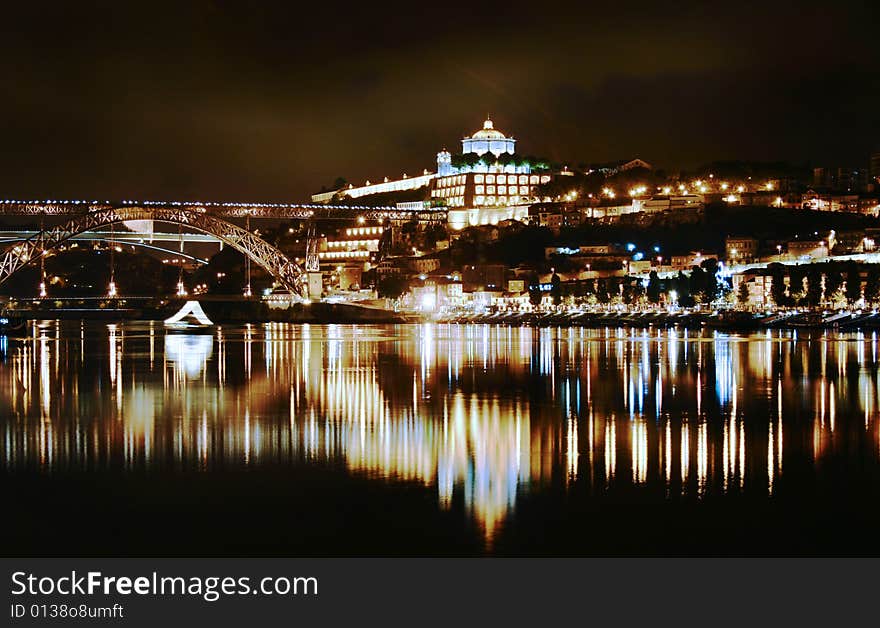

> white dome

[{"left": 469, "top": 118, "right": 507, "bottom": 140}]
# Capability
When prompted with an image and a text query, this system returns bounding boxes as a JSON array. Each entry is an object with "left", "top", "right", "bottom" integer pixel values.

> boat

[{"left": 786, "top": 312, "right": 826, "bottom": 328}]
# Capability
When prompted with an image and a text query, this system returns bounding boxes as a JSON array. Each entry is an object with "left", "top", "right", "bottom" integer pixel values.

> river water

[{"left": 3, "top": 321, "right": 880, "bottom": 555}]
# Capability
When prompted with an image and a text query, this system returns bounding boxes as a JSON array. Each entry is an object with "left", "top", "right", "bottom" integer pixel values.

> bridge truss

[
  {"left": 0, "top": 205, "right": 307, "bottom": 295},
  {"left": 0, "top": 200, "right": 447, "bottom": 222}
]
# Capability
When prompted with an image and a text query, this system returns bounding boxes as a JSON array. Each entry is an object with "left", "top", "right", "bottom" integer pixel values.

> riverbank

[
  {"left": 8, "top": 299, "right": 880, "bottom": 331},
  {"left": 3, "top": 299, "right": 415, "bottom": 324},
  {"left": 435, "top": 309, "right": 880, "bottom": 331}
]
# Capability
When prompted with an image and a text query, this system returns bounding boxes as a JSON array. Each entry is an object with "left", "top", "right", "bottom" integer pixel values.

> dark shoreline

[
  {"left": 435, "top": 309, "right": 880, "bottom": 332},
  {"left": 3, "top": 300, "right": 414, "bottom": 325},
  {"left": 6, "top": 303, "right": 880, "bottom": 332}
]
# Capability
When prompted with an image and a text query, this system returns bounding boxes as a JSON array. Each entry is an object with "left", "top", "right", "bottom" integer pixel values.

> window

[
  {"left": 520, "top": 186, "right": 528, "bottom": 194},
  {"left": 519, "top": 175, "right": 528, "bottom": 184},
  {"left": 475, "top": 175, "right": 484, "bottom": 183},
  {"left": 487, "top": 185, "right": 495, "bottom": 194},
  {"left": 486, "top": 175, "right": 495, "bottom": 183},
  {"left": 530, "top": 175, "right": 538, "bottom": 184},
  {"left": 498, "top": 186, "right": 507, "bottom": 194},
  {"left": 475, "top": 195, "right": 485, "bottom": 205},
  {"left": 476, "top": 185, "right": 484, "bottom": 194},
  {"left": 497, "top": 175, "right": 506, "bottom": 184}
]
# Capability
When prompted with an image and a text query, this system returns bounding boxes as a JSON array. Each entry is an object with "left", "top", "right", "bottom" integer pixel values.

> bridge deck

[{"left": 0, "top": 200, "right": 446, "bottom": 221}]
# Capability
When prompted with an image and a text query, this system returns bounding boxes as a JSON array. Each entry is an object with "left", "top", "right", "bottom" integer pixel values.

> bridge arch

[{"left": 0, "top": 206, "right": 306, "bottom": 295}]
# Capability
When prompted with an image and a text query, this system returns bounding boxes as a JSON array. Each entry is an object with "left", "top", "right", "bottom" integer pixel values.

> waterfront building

[
  {"left": 317, "top": 224, "right": 385, "bottom": 290},
  {"left": 725, "top": 236, "right": 759, "bottom": 263},
  {"left": 786, "top": 239, "right": 830, "bottom": 261},
  {"left": 733, "top": 272, "right": 774, "bottom": 308},
  {"left": 669, "top": 251, "right": 719, "bottom": 270}
]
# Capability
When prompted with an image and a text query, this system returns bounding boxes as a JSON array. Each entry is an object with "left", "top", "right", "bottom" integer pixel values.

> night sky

[{"left": 0, "top": 1, "right": 877, "bottom": 202}]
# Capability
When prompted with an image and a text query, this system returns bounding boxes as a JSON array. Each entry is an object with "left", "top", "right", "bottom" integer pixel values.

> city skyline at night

[{"left": 5, "top": 6, "right": 880, "bottom": 623}]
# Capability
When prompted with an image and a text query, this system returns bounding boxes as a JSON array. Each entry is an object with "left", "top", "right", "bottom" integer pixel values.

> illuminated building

[
  {"left": 435, "top": 118, "right": 554, "bottom": 228},
  {"left": 311, "top": 172, "right": 434, "bottom": 203},
  {"left": 733, "top": 272, "right": 774, "bottom": 308},
  {"left": 640, "top": 194, "right": 704, "bottom": 213},
  {"left": 669, "top": 251, "right": 718, "bottom": 270},
  {"left": 786, "top": 239, "right": 830, "bottom": 260},
  {"left": 725, "top": 236, "right": 759, "bottom": 263},
  {"left": 434, "top": 171, "right": 552, "bottom": 211},
  {"left": 317, "top": 225, "right": 385, "bottom": 291},
  {"left": 311, "top": 117, "right": 556, "bottom": 230}
]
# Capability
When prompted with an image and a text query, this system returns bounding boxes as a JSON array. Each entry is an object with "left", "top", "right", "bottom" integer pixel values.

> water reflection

[{"left": 3, "top": 322, "right": 880, "bottom": 544}]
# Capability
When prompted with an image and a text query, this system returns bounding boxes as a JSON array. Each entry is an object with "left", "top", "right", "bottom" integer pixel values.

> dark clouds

[{"left": 0, "top": 1, "right": 877, "bottom": 201}]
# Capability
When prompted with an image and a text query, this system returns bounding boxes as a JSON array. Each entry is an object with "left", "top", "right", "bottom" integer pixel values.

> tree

[
  {"left": 768, "top": 263, "right": 787, "bottom": 307},
  {"left": 528, "top": 273, "right": 543, "bottom": 307},
  {"left": 450, "top": 152, "right": 482, "bottom": 170},
  {"left": 700, "top": 258, "right": 721, "bottom": 302},
  {"left": 423, "top": 222, "right": 448, "bottom": 249},
  {"left": 865, "top": 265, "right": 880, "bottom": 305},
  {"left": 623, "top": 277, "right": 645, "bottom": 305},
  {"left": 646, "top": 270, "right": 662, "bottom": 303},
  {"left": 789, "top": 265, "right": 807, "bottom": 304},
  {"left": 690, "top": 265, "right": 707, "bottom": 303},
  {"left": 376, "top": 275, "right": 408, "bottom": 299},
  {"left": 845, "top": 262, "right": 862, "bottom": 305},
  {"left": 595, "top": 278, "right": 610, "bottom": 304},
  {"left": 823, "top": 264, "right": 844, "bottom": 305},
  {"left": 550, "top": 271, "right": 562, "bottom": 306},
  {"left": 804, "top": 267, "right": 823, "bottom": 307},
  {"left": 672, "top": 271, "right": 693, "bottom": 307},
  {"left": 738, "top": 279, "right": 750, "bottom": 306}
]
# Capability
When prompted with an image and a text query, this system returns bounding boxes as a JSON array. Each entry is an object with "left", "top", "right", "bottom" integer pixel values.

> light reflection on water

[{"left": 2, "top": 321, "right": 880, "bottom": 544}]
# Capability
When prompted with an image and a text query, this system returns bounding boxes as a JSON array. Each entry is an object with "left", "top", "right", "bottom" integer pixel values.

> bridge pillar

[{"left": 306, "top": 272, "right": 323, "bottom": 300}]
